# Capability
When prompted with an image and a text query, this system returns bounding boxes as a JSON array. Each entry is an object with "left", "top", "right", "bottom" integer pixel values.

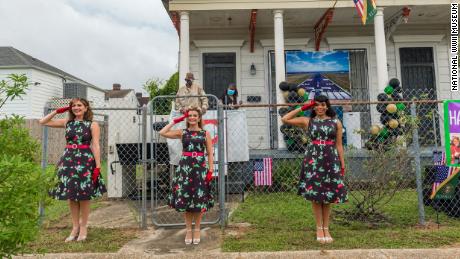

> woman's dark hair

[
  {"left": 221, "top": 83, "right": 238, "bottom": 105},
  {"left": 309, "top": 95, "right": 336, "bottom": 118},
  {"left": 68, "top": 98, "right": 93, "bottom": 121}
]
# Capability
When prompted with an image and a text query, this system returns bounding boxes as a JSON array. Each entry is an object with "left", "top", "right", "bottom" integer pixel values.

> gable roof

[
  {"left": 137, "top": 96, "right": 150, "bottom": 106},
  {"left": 0, "top": 46, "right": 105, "bottom": 93}
]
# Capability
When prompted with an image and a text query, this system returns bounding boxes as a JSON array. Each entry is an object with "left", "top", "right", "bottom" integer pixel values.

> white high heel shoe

[
  {"left": 316, "top": 226, "right": 325, "bottom": 244},
  {"left": 323, "top": 227, "right": 333, "bottom": 243},
  {"left": 193, "top": 230, "right": 201, "bottom": 245},
  {"left": 185, "top": 230, "right": 193, "bottom": 245}
]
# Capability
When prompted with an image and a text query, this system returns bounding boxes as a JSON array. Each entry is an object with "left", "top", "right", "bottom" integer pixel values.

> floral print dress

[
  {"left": 298, "top": 117, "right": 348, "bottom": 204},
  {"left": 51, "top": 120, "right": 107, "bottom": 201},
  {"left": 169, "top": 129, "right": 214, "bottom": 212}
]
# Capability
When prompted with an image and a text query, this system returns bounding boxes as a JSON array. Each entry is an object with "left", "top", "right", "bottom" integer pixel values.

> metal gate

[
  {"left": 149, "top": 95, "right": 225, "bottom": 227},
  {"left": 41, "top": 98, "right": 151, "bottom": 229}
]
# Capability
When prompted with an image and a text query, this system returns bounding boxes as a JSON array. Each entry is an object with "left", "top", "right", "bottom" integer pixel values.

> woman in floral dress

[
  {"left": 282, "top": 94, "right": 347, "bottom": 244},
  {"left": 39, "top": 98, "right": 106, "bottom": 242},
  {"left": 160, "top": 107, "right": 214, "bottom": 245}
]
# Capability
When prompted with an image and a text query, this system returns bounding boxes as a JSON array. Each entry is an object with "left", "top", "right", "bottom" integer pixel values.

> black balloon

[
  {"left": 289, "top": 83, "right": 298, "bottom": 91},
  {"left": 279, "top": 81, "right": 289, "bottom": 91},
  {"left": 377, "top": 93, "right": 388, "bottom": 101},
  {"left": 391, "top": 93, "right": 402, "bottom": 101},
  {"left": 288, "top": 91, "right": 302, "bottom": 103},
  {"left": 380, "top": 112, "right": 394, "bottom": 125},
  {"left": 389, "top": 78, "right": 400, "bottom": 88},
  {"left": 376, "top": 103, "right": 386, "bottom": 113}
]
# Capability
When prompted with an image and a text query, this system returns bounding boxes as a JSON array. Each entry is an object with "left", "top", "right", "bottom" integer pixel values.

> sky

[
  {"left": 286, "top": 51, "right": 350, "bottom": 73},
  {"left": 0, "top": 0, "right": 178, "bottom": 94}
]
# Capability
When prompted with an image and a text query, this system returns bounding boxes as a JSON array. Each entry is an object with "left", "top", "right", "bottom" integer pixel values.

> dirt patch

[
  {"left": 120, "top": 227, "right": 222, "bottom": 255},
  {"left": 225, "top": 222, "right": 252, "bottom": 239},
  {"left": 413, "top": 221, "right": 444, "bottom": 230},
  {"left": 88, "top": 200, "right": 139, "bottom": 228}
]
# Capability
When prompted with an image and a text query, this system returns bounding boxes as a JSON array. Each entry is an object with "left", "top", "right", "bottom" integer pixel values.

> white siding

[
  {"left": 87, "top": 86, "right": 107, "bottom": 106},
  {"left": 0, "top": 68, "right": 33, "bottom": 118},
  {"left": 106, "top": 91, "right": 141, "bottom": 198},
  {"left": 29, "top": 69, "right": 64, "bottom": 118}
]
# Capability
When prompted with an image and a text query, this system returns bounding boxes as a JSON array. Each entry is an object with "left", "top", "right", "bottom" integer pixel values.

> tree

[
  {"left": 0, "top": 74, "right": 29, "bottom": 109},
  {"left": 144, "top": 72, "right": 179, "bottom": 115},
  {"left": 0, "top": 74, "right": 53, "bottom": 258}
]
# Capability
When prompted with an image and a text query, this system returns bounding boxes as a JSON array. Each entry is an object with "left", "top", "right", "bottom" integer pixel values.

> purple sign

[
  {"left": 445, "top": 101, "right": 460, "bottom": 166},
  {"left": 448, "top": 102, "right": 460, "bottom": 133}
]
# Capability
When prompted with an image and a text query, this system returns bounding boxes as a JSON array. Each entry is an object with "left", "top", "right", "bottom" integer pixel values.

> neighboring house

[
  {"left": 105, "top": 84, "right": 144, "bottom": 198},
  {"left": 162, "top": 0, "right": 457, "bottom": 149},
  {"left": 0, "top": 46, "right": 106, "bottom": 118}
]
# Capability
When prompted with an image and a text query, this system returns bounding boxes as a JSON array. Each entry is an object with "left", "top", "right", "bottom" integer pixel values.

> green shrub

[{"left": 0, "top": 75, "right": 53, "bottom": 258}]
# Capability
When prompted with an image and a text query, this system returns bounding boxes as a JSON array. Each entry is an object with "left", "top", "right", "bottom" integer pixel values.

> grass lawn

[
  {"left": 24, "top": 227, "right": 137, "bottom": 254},
  {"left": 28, "top": 161, "right": 139, "bottom": 253},
  {"left": 223, "top": 190, "right": 460, "bottom": 252}
]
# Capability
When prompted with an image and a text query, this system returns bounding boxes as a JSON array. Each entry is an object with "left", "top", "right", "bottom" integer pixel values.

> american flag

[
  {"left": 254, "top": 158, "right": 273, "bottom": 186},
  {"left": 433, "top": 151, "right": 446, "bottom": 165},
  {"left": 431, "top": 165, "right": 456, "bottom": 198},
  {"left": 353, "top": 0, "right": 365, "bottom": 19},
  {"left": 353, "top": 0, "right": 377, "bottom": 25}
]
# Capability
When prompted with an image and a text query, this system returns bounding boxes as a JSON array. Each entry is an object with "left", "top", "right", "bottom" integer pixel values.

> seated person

[{"left": 220, "top": 83, "right": 241, "bottom": 109}]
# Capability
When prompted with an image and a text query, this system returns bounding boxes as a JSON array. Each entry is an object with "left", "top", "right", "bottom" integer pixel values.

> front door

[
  {"left": 399, "top": 47, "right": 440, "bottom": 146},
  {"left": 203, "top": 53, "right": 236, "bottom": 110}
]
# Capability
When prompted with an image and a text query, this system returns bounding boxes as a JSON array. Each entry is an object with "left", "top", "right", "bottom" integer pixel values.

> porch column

[
  {"left": 374, "top": 7, "right": 388, "bottom": 92},
  {"left": 274, "top": 10, "right": 286, "bottom": 149},
  {"left": 179, "top": 11, "right": 190, "bottom": 83}
]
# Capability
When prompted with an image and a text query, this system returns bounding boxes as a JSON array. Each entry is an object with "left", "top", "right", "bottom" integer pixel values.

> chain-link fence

[
  {"left": 39, "top": 89, "right": 459, "bottom": 230},
  {"left": 149, "top": 95, "right": 225, "bottom": 227},
  {"left": 217, "top": 87, "right": 457, "bottom": 227},
  {"left": 40, "top": 97, "right": 149, "bottom": 228}
]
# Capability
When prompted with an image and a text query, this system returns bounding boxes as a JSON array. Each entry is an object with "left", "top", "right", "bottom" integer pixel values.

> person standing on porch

[
  {"left": 281, "top": 95, "right": 347, "bottom": 244},
  {"left": 159, "top": 106, "right": 214, "bottom": 245},
  {"left": 39, "top": 98, "right": 107, "bottom": 242},
  {"left": 175, "top": 72, "right": 209, "bottom": 114}
]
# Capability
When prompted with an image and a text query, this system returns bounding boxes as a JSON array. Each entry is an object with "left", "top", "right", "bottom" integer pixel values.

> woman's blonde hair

[
  {"left": 68, "top": 98, "right": 93, "bottom": 121},
  {"left": 186, "top": 106, "right": 203, "bottom": 129}
]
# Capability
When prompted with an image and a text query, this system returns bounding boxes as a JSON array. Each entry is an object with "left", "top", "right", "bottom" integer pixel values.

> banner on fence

[
  {"left": 444, "top": 100, "right": 460, "bottom": 166},
  {"left": 432, "top": 100, "right": 460, "bottom": 200}
]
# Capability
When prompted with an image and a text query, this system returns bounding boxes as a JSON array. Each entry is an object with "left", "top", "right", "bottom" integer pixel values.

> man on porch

[{"left": 175, "top": 72, "right": 209, "bottom": 114}]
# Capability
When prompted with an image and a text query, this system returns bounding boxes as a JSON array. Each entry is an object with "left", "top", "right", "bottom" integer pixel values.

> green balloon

[
  {"left": 384, "top": 85, "right": 394, "bottom": 95},
  {"left": 396, "top": 103, "right": 406, "bottom": 111},
  {"left": 378, "top": 127, "right": 389, "bottom": 138},
  {"left": 303, "top": 92, "right": 309, "bottom": 101},
  {"left": 286, "top": 139, "right": 294, "bottom": 145}
]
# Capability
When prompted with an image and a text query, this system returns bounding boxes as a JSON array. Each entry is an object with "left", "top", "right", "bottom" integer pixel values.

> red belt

[
  {"left": 66, "top": 144, "right": 91, "bottom": 149},
  {"left": 182, "top": 151, "right": 205, "bottom": 157},
  {"left": 312, "top": 140, "right": 335, "bottom": 145}
]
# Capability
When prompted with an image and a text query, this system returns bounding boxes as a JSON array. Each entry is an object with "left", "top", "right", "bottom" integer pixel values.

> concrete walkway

[{"left": 15, "top": 248, "right": 460, "bottom": 258}]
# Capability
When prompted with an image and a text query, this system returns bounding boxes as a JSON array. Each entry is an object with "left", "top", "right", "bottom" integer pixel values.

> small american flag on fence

[
  {"left": 431, "top": 165, "right": 456, "bottom": 198},
  {"left": 253, "top": 157, "right": 273, "bottom": 186},
  {"left": 433, "top": 151, "right": 446, "bottom": 165}
]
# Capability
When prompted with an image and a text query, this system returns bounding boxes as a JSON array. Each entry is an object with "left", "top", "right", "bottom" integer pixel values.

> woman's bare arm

[
  {"left": 159, "top": 122, "right": 182, "bottom": 139},
  {"left": 39, "top": 110, "right": 67, "bottom": 128},
  {"left": 335, "top": 120, "right": 345, "bottom": 169},
  {"left": 281, "top": 107, "right": 309, "bottom": 129},
  {"left": 205, "top": 131, "right": 214, "bottom": 172}
]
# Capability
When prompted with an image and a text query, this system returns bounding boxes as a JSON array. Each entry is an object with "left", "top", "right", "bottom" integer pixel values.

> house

[
  {"left": 105, "top": 84, "right": 150, "bottom": 198},
  {"left": 162, "top": 0, "right": 457, "bottom": 149},
  {"left": 0, "top": 46, "right": 106, "bottom": 118}
]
